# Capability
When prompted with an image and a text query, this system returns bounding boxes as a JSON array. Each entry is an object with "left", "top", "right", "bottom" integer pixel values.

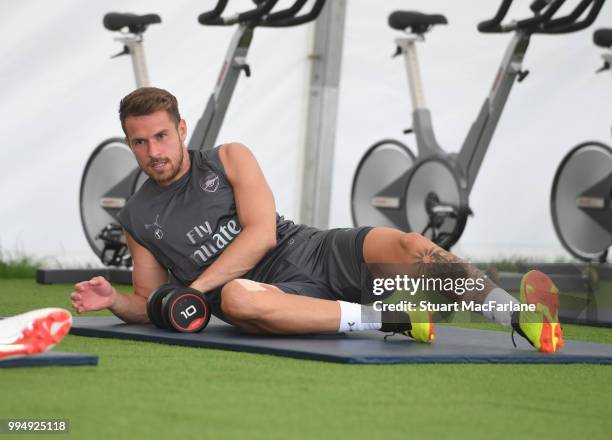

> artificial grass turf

[{"left": 1, "top": 278, "right": 612, "bottom": 439}]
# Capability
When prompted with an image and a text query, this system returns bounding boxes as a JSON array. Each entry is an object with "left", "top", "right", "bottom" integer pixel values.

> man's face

[{"left": 124, "top": 110, "right": 188, "bottom": 187}]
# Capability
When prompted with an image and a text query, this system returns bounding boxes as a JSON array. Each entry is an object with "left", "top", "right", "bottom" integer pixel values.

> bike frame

[
  {"left": 399, "top": 30, "right": 530, "bottom": 194},
  {"left": 116, "top": 33, "right": 151, "bottom": 88},
  {"left": 122, "top": 25, "right": 253, "bottom": 151},
  {"left": 187, "top": 25, "right": 253, "bottom": 151},
  {"left": 604, "top": 50, "right": 612, "bottom": 80}
]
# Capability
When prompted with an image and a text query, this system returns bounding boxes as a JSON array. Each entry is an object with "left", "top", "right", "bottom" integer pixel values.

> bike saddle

[
  {"left": 593, "top": 28, "right": 612, "bottom": 48},
  {"left": 103, "top": 12, "right": 162, "bottom": 34},
  {"left": 388, "top": 11, "right": 448, "bottom": 34}
]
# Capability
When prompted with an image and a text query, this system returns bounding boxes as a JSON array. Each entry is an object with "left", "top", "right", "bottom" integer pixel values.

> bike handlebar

[
  {"left": 540, "top": 0, "right": 605, "bottom": 34},
  {"left": 478, "top": 0, "right": 604, "bottom": 34},
  {"left": 199, "top": 0, "right": 278, "bottom": 25},
  {"left": 477, "top": 0, "right": 562, "bottom": 33},
  {"left": 531, "top": 0, "right": 552, "bottom": 13},
  {"left": 513, "top": 0, "right": 564, "bottom": 31},
  {"left": 477, "top": 0, "right": 513, "bottom": 33},
  {"left": 265, "top": 0, "right": 308, "bottom": 22},
  {"left": 260, "top": 0, "right": 326, "bottom": 28},
  {"left": 199, "top": 0, "right": 325, "bottom": 27},
  {"left": 198, "top": 0, "right": 229, "bottom": 25},
  {"left": 237, "top": 0, "right": 279, "bottom": 23}
]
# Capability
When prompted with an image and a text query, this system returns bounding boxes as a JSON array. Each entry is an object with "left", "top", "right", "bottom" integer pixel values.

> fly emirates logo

[{"left": 186, "top": 219, "right": 241, "bottom": 264}]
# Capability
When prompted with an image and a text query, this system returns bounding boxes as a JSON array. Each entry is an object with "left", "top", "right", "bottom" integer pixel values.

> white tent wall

[{"left": 0, "top": 0, "right": 611, "bottom": 264}]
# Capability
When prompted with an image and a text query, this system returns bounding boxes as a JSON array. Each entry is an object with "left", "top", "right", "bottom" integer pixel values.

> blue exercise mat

[
  {"left": 0, "top": 351, "right": 99, "bottom": 368},
  {"left": 70, "top": 316, "right": 612, "bottom": 364}
]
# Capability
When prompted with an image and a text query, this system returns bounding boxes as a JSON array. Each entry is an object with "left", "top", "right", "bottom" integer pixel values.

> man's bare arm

[
  {"left": 71, "top": 230, "right": 169, "bottom": 324},
  {"left": 109, "top": 231, "right": 169, "bottom": 323},
  {"left": 189, "top": 143, "right": 277, "bottom": 293}
]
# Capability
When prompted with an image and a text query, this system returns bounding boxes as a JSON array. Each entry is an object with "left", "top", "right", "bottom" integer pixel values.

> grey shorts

[{"left": 207, "top": 226, "right": 374, "bottom": 320}]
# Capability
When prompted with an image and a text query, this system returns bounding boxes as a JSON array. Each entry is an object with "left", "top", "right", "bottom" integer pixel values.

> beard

[{"left": 146, "top": 146, "right": 184, "bottom": 185}]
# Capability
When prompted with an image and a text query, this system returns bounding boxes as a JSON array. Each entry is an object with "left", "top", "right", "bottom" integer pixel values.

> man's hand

[{"left": 70, "top": 276, "right": 117, "bottom": 313}]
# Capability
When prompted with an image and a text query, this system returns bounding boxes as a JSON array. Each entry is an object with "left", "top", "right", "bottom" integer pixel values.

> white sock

[
  {"left": 481, "top": 288, "right": 519, "bottom": 328},
  {"left": 337, "top": 301, "right": 382, "bottom": 332}
]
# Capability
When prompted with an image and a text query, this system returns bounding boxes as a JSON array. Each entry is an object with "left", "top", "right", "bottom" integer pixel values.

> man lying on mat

[{"left": 70, "top": 87, "right": 563, "bottom": 353}]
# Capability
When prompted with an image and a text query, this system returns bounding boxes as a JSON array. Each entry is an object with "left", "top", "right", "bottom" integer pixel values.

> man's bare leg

[
  {"left": 220, "top": 279, "right": 341, "bottom": 334},
  {"left": 221, "top": 227, "right": 514, "bottom": 335},
  {"left": 363, "top": 228, "right": 497, "bottom": 303},
  {"left": 223, "top": 228, "right": 562, "bottom": 352},
  {"left": 220, "top": 228, "right": 508, "bottom": 335},
  {"left": 363, "top": 227, "right": 521, "bottom": 328},
  {"left": 362, "top": 228, "right": 565, "bottom": 352}
]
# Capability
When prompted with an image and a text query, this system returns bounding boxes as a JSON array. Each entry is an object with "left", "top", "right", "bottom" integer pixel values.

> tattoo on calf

[
  {"left": 414, "top": 244, "right": 494, "bottom": 302},
  {"left": 415, "top": 246, "right": 465, "bottom": 279}
]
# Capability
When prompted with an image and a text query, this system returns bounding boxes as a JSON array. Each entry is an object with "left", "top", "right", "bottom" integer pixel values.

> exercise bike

[
  {"left": 550, "top": 26, "right": 612, "bottom": 262},
  {"left": 351, "top": 0, "right": 605, "bottom": 250},
  {"left": 78, "top": 0, "right": 326, "bottom": 268}
]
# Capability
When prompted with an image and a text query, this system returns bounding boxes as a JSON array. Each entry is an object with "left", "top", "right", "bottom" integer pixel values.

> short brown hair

[{"left": 119, "top": 87, "right": 181, "bottom": 134}]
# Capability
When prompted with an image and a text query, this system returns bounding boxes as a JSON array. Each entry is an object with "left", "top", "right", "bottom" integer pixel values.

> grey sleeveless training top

[{"left": 117, "top": 147, "right": 303, "bottom": 285}]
